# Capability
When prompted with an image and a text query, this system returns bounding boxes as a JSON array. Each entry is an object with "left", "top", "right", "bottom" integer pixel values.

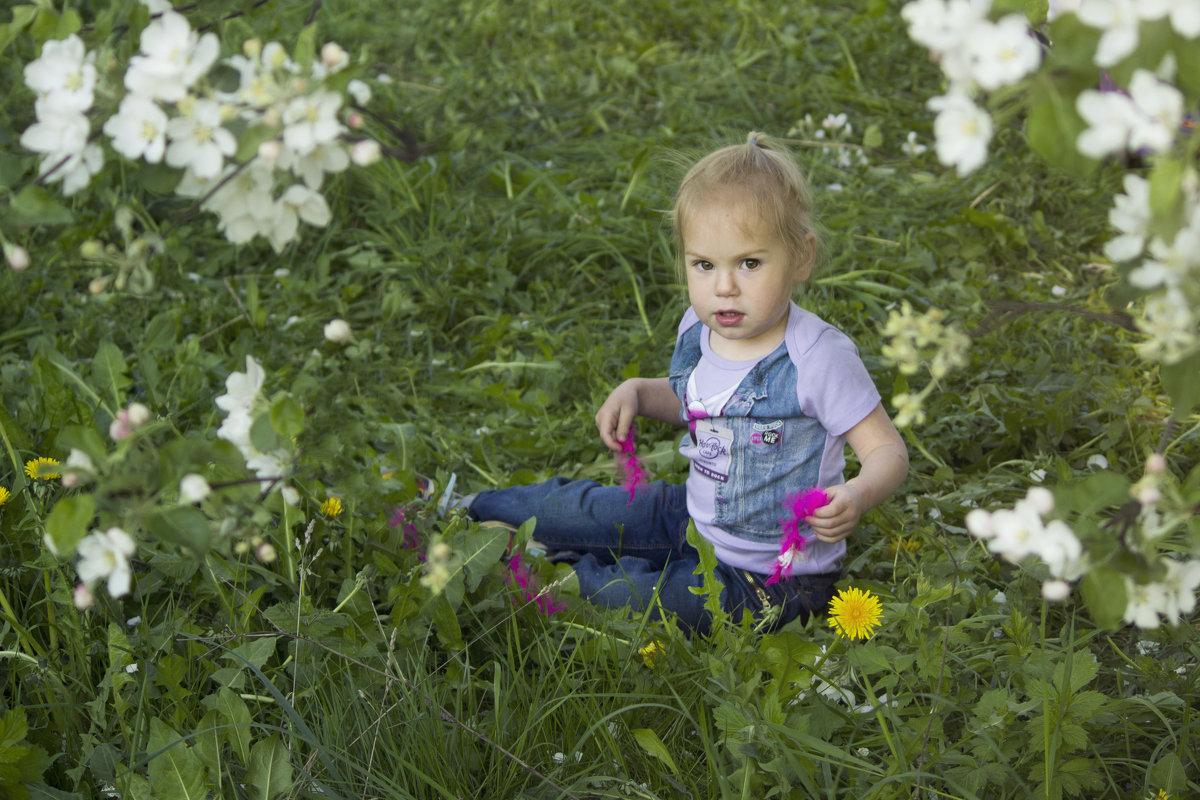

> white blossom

[
  {"left": 1106, "top": 174, "right": 1151, "bottom": 261},
  {"left": 125, "top": 11, "right": 219, "bottom": 102},
  {"left": 966, "top": 14, "right": 1042, "bottom": 91},
  {"left": 324, "top": 318, "right": 352, "bottom": 343},
  {"left": 77, "top": 527, "right": 137, "bottom": 598},
  {"left": 165, "top": 98, "right": 237, "bottom": 180},
  {"left": 216, "top": 356, "right": 265, "bottom": 416},
  {"left": 281, "top": 90, "right": 344, "bottom": 157},
  {"left": 179, "top": 474, "right": 211, "bottom": 503},
  {"left": 269, "top": 184, "right": 331, "bottom": 252},
  {"left": 104, "top": 95, "right": 169, "bottom": 163},
  {"left": 1077, "top": 0, "right": 1160, "bottom": 67},
  {"left": 347, "top": 79, "right": 371, "bottom": 106},
  {"left": 205, "top": 162, "right": 277, "bottom": 244},
  {"left": 1075, "top": 89, "right": 1138, "bottom": 159},
  {"left": 1128, "top": 70, "right": 1183, "bottom": 154},
  {"left": 1169, "top": 0, "right": 1200, "bottom": 37},
  {"left": 928, "top": 93, "right": 992, "bottom": 176},
  {"left": 278, "top": 141, "right": 350, "bottom": 189},
  {"left": 23, "top": 35, "right": 96, "bottom": 114}
]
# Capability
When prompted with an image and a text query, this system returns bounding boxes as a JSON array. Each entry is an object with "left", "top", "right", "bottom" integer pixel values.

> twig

[
  {"left": 971, "top": 299, "right": 1138, "bottom": 338},
  {"left": 968, "top": 181, "right": 1001, "bottom": 209}
]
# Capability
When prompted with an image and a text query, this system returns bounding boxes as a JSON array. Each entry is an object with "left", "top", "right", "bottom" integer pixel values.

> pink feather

[
  {"left": 618, "top": 427, "right": 649, "bottom": 504},
  {"left": 765, "top": 488, "right": 829, "bottom": 586}
]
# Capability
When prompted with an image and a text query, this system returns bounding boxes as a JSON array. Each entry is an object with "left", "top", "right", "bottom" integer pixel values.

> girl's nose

[{"left": 715, "top": 269, "right": 738, "bottom": 296}]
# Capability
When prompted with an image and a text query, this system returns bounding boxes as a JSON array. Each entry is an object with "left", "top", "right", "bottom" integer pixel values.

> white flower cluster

[
  {"left": 902, "top": 0, "right": 1042, "bottom": 175},
  {"left": 881, "top": 301, "right": 970, "bottom": 427},
  {"left": 1075, "top": 0, "right": 1200, "bottom": 67},
  {"left": 1104, "top": 172, "right": 1200, "bottom": 363},
  {"left": 19, "top": 35, "right": 104, "bottom": 194},
  {"left": 215, "top": 356, "right": 296, "bottom": 502},
  {"left": 19, "top": 5, "right": 382, "bottom": 251},
  {"left": 965, "top": 487, "right": 1085, "bottom": 601},
  {"left": 1122, "top": 558, "right": 1200, "bottom": 628},
  {"left": 1076, "top": 71, "right": 1183, "bottom": 160},
  {"left": 787, "top": 113, "right": 871, "bottom": 169}
]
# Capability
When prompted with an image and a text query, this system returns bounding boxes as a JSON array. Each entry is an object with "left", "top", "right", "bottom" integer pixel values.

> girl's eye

[
  {"left": 693, "top": 260, "right": 713, "bottom": 271},
  {"left": 741, "top": 258, "right": 761, "bottom": 270}
]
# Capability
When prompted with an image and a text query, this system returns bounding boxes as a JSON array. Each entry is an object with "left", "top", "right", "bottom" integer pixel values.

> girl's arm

[
  {"left": 595, "top": 377, "right": 685, "bottom": 452},
  {"left": 808, "top": 403, "right": 909, "bottom": 543}
]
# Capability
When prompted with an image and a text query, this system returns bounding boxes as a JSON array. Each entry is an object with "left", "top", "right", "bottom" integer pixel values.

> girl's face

[{"left": 682, "top": 193, "right": 812, "bottom": 361}]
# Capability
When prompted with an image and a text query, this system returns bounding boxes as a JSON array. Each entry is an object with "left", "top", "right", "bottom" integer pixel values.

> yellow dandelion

[
  {"left": 828, "top": 587, "right": 883, "bottom": 641},
  {"left": 0, "top": 486, "right": 10, "bottom": 507},
  {"left": 320, "top": 496, "right": 343, "bottom": 517},
  {"left": 1147, "top": 790, "right": 1169, "bottom": 800},
  {"left": 639, "top": 640, "right": 665, "bottom": 668},
  {"left": 24, "top": 457, "right": 61, "bottom": 480}
]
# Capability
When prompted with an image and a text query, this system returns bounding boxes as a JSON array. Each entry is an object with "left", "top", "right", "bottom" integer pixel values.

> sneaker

[{"left": 414, "top": 473, "right": 476, "bottom": 517}]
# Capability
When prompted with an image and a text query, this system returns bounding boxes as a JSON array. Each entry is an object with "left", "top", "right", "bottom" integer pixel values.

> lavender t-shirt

[{"left": 677, "top": 303, "right": 881, "bottom": 574}]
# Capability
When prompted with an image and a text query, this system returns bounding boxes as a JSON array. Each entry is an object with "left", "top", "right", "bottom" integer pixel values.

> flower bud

[
  {"left": 89, "top": 278, "right": 107, "bottom": 295},
  {"left": 244, "top": 38, "right": 262, "bottom": 58},
  {"left": 257, "top": 139, "right": 282, "bottom": 165},
  {"left": 321, "top": 42, "right": 348, "bottom": 69},
  {"left": 324, "top": 318, "right": 352, "bottom": 343},
  {"left": 350, "top": 139, "right": 381, "bottom": 167},
  {"left": 257, "top": 542, "right": 277, "bottom": 563},
  {"left": 62, "top": 472, "right": 80, "bottom": 489},
  {"left": 74, "top": 583, "right": 95, "bottom": 610},
  {"left": 1136, "top": 484, "right": 1161, "bottom": 506},
  {"left": 347, "top": 111, "right": 365, "bottom": 129},
  {"left": 126, "top": 402, "right": 151, "bottom": 427},
  {"left": 80, "top": 240, "right": 105, "bottom": 259},
  {"left": 109, "top": 415, "right": 133, "bottom": 442},
  {"left": 1146, "top": 453, "right": 1166, "bottom": 475},
  {"left": 180, "top": 474, "right": 212, "bottom": 503},
  {"left": 1041, "top": 579, "right": 1071, "bottom": 602},
  {"left": 347, "top": 79, "right": 371, "bottom": 106},
  {"left": 5, "top": 243, "right": 30, "bottom": 271}
]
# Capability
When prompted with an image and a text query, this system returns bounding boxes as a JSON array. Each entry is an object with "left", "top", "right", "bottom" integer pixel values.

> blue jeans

[{"left": 468, "top": 477, "right": 839, "bottom": 634}]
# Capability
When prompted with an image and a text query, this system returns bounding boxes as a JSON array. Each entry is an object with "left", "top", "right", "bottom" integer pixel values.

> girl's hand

[
  {"left": 807, "top": 482, "right": 863, "bottom": 543},
  {"left": 595, "top": 380, "right": 641, "bottom": 452}
]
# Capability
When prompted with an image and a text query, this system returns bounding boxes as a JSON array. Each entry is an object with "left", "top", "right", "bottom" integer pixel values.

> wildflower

[
  {"left": 347, "top": 79, "right": 371, "bottom": 106},
  {"left": 901, "top": 131, "right": 927, "bottom": 156},
  {"left": 23, "top": 35, "right": 96, "bottom": 114},
  {"left": 179, "top": 474, "right": 211, "bottom": 503},
  {"left": 124, "top": 11, "right": 219, "bottom": 102},
  {"left": 965, "top": 14, "right": 1042, "bottom": 91},
  {"left": 827, "top": 586, "right": 883, "bottom": 640},
  {"left": 269, "top": 184, "right": 331, "bottom": 252},
  {"left": 257, "top": 542, "right": 277, "bottom": 563},
  {"left": 165, "top": 98, "right": 237, "bottom": 180},
  {"left": 639, "top": 640, "right": 665, "bottom": 668},
  {"left": 76, "top": 527, "right": 137, "bottom": 598},
  {"left": 323, "top": 318, "right": 352, "bottom": 343},
  {"left": 1127, "top": 70, "right": 1184, "bottom": 154},
  {"left": 349, "top": 139, "right": 381, "bottom": 167},
  {"left": 1076, "top": 89, "right": 1138, "bottom": 158},
  {"left": 281, "top": 90, "right": 344, "bottom": 157},
  {"left": 0, "top": 486, "right": 9, "bottom": 507},
  {"left": 25, "top": 457, "right": 61, "bottom": 480},
  {"left": 1147, "top": 789, "right": 1170, "bottom": 800},
  {"left": 320, "top": 496, "right": 343, "bottom": 517},
  {"left": 1077, "top": 0, "right": 1160, "bottom": 67}
]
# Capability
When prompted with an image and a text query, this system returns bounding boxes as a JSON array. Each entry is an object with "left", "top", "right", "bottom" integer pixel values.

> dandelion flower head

[
  {"left": 25, "top": 457, "right": 62, "bottom": 480},
  {"left": 0, "top": 486, "right": 10, "bottom": 507},
  {"left": 320, "top": 496, "right": 343, "bottom": 517},
  {"left": 828, "top": 586, "right": 883, "bottom": 641}
]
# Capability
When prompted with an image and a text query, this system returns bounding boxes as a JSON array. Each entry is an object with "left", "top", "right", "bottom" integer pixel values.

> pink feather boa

[
  {"left": 618, "top": 427, "right": 649, "bottom": 504},
  {"left": 765, "top": 487, "right": 829, "bottom": 586}
]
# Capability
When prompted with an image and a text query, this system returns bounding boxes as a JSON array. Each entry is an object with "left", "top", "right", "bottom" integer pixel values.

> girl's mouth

[{"left": 715, "top": 311, "right": 744, "bottom": 326}]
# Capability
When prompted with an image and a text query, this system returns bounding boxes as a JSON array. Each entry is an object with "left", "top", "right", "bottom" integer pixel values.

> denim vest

[{"left": 668, "top": 318, "right": 830, "bottom": 544}]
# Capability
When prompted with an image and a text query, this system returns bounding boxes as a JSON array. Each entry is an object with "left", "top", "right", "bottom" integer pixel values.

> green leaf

[
  {"left": 137, "top": 163, "right": 182, "bottom": 195},
  {"left": 293, "top": 24, "right": 317, "bottom": 71},
  {"left": 631, "top": 728, "right": 679, "bottom": 775},
  {"left": 91, "top": 341, "right": 131, "bottom": 408},
  {"left": 862, "top": 123, "right": 883, "bottom": 149},
  {"left": 686, "top": 521, "right": 725, "bottom": 623},
  {"left": 216, "top": 687, "right": 253, "bottom": 762},
  {"left": 246, "top": 736, "right": 292, "bottom": 800},
  {"left": 1026, "top": 90, "right": 1096, "bottom": 179},
  {"left": 1079, "top": 567, "right": 1128, "bottom": 630},
  {"left": 455, "top": 525, "right": 509, "bottom": 591},
  {"left": 7, "top": 185, "right": 73, "bottom": 226},
  {"left": 1160, "top": 353, "right": 1200, "bottom": 418},
  {"left": 44, "top": 494, "right": 95, "bottom": 558},
  {"left": 269, "top": 394, "right": 304, "bottom": 438},
  {"left": 250, "top": 413, "right": 281, "bottom": 457},
  {"left": 1148, "top": 156, "right": 1184, "bottom": 219},
  {"left": 1149, "top": 752, "right": 1188, "bottom": 793},
  {"left": 146, "top": 719, "right": 207, "bottom": 800},
  {"left": 146, "top": 507, "right": 211, "bottom": 552}
]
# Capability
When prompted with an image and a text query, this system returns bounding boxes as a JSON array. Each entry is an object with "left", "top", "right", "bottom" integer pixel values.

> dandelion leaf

[
  {"left": 631, "top": 728, "right": 679, "bottom": 775},
  {"left": 146, "top": 718, "right": 206, "bottom": 800},
  {"left": 246, "top": 736, "right": 292, "bottom": 800}
]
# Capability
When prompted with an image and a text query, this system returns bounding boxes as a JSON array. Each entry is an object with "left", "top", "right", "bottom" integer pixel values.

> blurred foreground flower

[
  {"left": 179, "top": 473, "right": 211, "bottom": 503},
  {"left": 24, "top": 457, "right": 61, "bottom": 480},
  {"left": 324, "top": 318, "right": 352, "bottom": 343},
  {"left": 76, "top": 527, "right": 136, "bottom": 599},
  {"left": 0, "top": 486, "right": 9, "bottom": 507},
  {"left": 639, "top": 640, "right": 665, "bottom": 668},
  {"left": 828, "top": 587, "right": 883, "bottom": 640}
]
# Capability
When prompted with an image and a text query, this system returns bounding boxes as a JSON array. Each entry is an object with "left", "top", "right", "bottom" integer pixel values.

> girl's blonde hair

[{"left": 671, "top": 131, "right": 819, "bottom": 280}]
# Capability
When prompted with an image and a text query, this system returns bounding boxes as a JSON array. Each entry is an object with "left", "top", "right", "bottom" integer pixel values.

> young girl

[{"left": 465, "top": 132, "right": 909, "bottom": 632}]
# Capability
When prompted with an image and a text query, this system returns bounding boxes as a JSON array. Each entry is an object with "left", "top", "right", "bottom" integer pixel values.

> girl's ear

[{"left": 793, "top": 233, "right": 817, "bottom": 282}]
